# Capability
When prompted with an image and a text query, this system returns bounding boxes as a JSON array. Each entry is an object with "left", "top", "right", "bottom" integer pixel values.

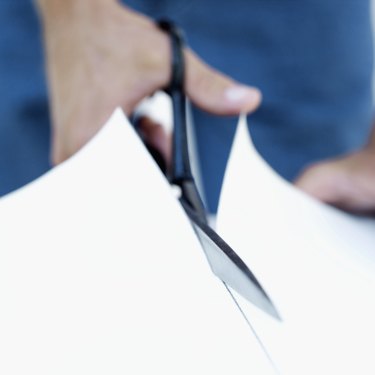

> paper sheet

[
  {"left": 217, "top": 116, "right": 375, "bottom": 374},
  {"left": 0, "top": 110, "right": 278, "bottom": 374}
]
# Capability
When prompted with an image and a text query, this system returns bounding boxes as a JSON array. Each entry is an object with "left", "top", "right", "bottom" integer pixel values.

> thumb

[
  {"left": 295, "top": 151, "right": 375, "bottom": 214},
  {"left": 185, "top": 49, "right": 261, "bottom": 115},
  {"left": 294, "top": 161, "right": 346, "bottom": 204}
]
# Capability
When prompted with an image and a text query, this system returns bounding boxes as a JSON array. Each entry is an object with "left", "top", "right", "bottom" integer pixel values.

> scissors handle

[
  {"left": 158, "top": 20, "right": 207, "bottom": 222},
  {"left": 157, "top": 20, "right": 193, "bottom": 185}
]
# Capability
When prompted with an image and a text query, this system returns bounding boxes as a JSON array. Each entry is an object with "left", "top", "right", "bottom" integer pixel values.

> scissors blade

[{"left": 181, "top": 199, "right": 281, "bottom": 321}]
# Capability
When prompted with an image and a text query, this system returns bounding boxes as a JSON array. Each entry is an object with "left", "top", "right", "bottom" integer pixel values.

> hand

[
  {"left": 295, "top": 147, "right": 375, "bottom": 214},
  {"left": 37, "top": 0, "right": 261, "bottom": 165}
]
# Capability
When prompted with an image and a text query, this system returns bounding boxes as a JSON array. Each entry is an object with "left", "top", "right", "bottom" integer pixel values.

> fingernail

[{"left": 225, "top": 86, "right": 260, "bottom": 103}]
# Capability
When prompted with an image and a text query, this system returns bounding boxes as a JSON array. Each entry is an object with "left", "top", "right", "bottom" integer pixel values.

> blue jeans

[
  {"left": 0, "top": 1, "right": 50, "bottom": 197},
  {"left": 0, "top": 0, "right": 373, "bottom": 212}
]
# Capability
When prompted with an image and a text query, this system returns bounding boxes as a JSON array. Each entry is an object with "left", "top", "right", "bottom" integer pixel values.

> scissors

[{"left": 144, "top": 20, "right": 281, "bottom": 320}]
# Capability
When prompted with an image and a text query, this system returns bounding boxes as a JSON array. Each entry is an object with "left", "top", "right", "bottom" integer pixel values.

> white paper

[
  {"left": 0, "top": 110, "right": 278, "bottom": 374},
  {"left": 217, "top": 115, "right": 375, "bottom": 374}
]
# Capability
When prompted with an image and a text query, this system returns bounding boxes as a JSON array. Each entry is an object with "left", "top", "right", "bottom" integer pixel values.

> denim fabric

[
  {"left": 0, "top": 0, "right": 373, "bottom": 212},
  {"left": 0, "top": 1, "right": 50, "bottom": 196}
]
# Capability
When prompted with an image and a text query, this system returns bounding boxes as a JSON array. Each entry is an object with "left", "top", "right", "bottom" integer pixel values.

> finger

[
  {"left": 294, "top": 162, "right": 346, "bottom": 204},
  {"left": 137, "top": 116, "right": 172, "bottom": 169},
  {"left": 185, "top": 49, "right": 262, "bottom": 116},
  {"left": 295, "top": 157, "right": 375, "bottom": 214}
]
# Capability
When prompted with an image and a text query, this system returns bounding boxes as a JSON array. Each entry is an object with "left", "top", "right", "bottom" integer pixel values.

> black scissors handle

[
  {"left": 158, "top": 20, "right": 207, "bottom": 223},
  {"left": 157, "top": 20, "right": 191, "bottom": 183}
]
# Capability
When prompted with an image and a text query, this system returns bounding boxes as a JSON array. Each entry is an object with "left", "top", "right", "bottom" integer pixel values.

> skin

[
  {"left": 295, "top": 130, "right": 375, "bottom": 214},
  {"left": 35, "top": 0, "right": 261, "bottom": 165},
  {"left": 36, "top": 0, "right": 375, "bottom": 214}
]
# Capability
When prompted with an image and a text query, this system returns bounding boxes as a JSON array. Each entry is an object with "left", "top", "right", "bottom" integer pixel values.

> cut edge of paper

[{"left": 219, "top": 114, "right": 375, "bottom": 229}]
